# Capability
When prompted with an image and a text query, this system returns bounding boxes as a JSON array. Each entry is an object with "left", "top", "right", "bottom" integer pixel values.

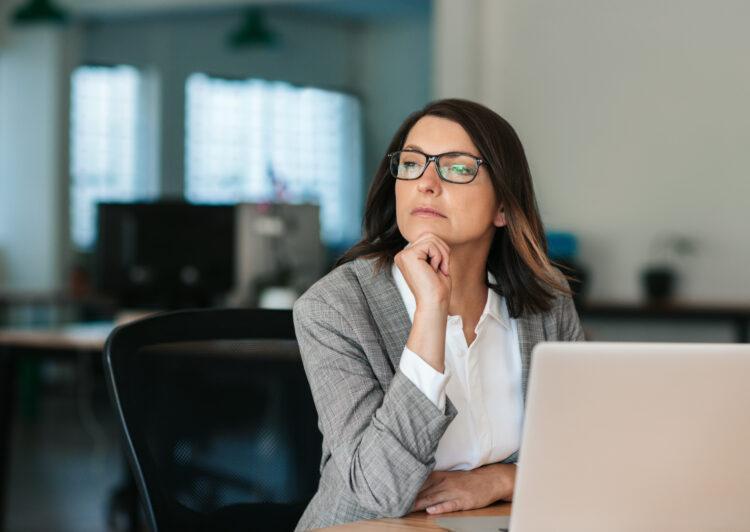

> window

[
  {"left": 69, "top": 64, "right": 157, "bottom": 249},
  {"left": 185, "top": 73, "right": 363, "bottom": 246}
]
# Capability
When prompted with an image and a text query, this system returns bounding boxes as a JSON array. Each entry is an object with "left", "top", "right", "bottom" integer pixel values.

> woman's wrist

[
  {"left": 484, "top": 463, "right": 516, "bottom": 502},
  {"left": 407, "top": 306, "right": 448, "bottom": 373},
  {"left": 414, "top": 298, "right": 449, "bottom": 315}
]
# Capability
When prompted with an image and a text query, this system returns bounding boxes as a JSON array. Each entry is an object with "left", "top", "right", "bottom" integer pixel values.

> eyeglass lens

[{"left": 390, "top": 151, "right": 479, "bottom": 183}]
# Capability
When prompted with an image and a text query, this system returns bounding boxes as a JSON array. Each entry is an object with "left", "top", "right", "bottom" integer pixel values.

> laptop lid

[{"left": 510, "top": 342, "right": 750, "bottom": 532}]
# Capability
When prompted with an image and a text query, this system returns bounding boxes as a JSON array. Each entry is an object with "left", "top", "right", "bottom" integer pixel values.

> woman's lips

[{"left": 411, "top": 207, "right": 447, "bottom": 218}]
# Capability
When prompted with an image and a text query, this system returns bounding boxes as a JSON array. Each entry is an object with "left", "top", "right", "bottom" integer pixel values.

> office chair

[{"left": 103, "top": 308, "right": 321, "bottom": 532}]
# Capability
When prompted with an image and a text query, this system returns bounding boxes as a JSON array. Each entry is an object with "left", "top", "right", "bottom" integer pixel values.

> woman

[{"left": 292, "top": 99, "right": 584, "bottom": 530}]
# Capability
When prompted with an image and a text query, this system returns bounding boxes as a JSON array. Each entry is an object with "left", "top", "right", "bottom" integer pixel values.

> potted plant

[{"left": 641, "top": 234, "right": 697, "bottom": 303}]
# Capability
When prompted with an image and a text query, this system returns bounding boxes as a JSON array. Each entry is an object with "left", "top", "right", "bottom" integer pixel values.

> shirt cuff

[{"left": 398, "top": 346, "right": 450, "bottom": 412}]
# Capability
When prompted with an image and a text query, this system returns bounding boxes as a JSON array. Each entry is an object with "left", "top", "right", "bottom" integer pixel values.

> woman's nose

[{"left": 417, "top": 160, "right": 442, "bottom": 195}]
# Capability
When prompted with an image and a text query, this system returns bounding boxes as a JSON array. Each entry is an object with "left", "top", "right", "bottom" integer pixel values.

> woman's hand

[
  {"left": 394, "top": 232, "right": 452, "bottom": 311},
  {"left": 411, "top": 463, "right": 516, "bottom": 515},
  {"left": 395, "top": 233, "right": 452, "bottom": 372}
]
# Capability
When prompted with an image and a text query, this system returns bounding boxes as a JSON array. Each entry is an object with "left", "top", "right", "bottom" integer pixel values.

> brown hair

[{"left": 338, "top": 98, "right": 571, "bottom": 317}]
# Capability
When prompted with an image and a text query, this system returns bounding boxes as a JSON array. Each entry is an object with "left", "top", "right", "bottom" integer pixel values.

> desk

[
  {"left": 317, "top": 503, "right": 512, "bottom": 530},
  {"left": 0, "top": 291, "right": 115, "bottom": 327},
  {"left": 0, "top": 323, "right": 113, "bottom": 531},
  {"left": 578, "top": 301, "right": 750, "bottom": 343}
]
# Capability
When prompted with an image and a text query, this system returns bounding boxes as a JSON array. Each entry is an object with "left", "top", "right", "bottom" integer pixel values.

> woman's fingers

[
  {"left": 426, "top": 499, "right": 462, "bottom": 515},
  {"left": 426, "top": 239, "right": 449, "bottom": 275},
  {"left": 413, "top": 490, "right": 449, "bottom": 512},
  {"left": 395, "top": 232, "right": 453, "bottom": 308},
  {"left": 416, "top": 233, "right": 450, "bottom": 262},
  {"left": 426, "top": 243, "right": 443, "bottom": 272},
  {"left": 409, "top": 233, "right": 451, "bottom": 276},
  {"left": 430, "top": 238, "right": 450, "bottom": 275},
  {"left": 410, "top": 240, "right": 443, "bottom": 273}
]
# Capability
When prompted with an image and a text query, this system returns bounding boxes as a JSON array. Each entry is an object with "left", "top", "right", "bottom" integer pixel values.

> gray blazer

[{"left": 292, "top": 257, "right": 584, "bottom": 530}]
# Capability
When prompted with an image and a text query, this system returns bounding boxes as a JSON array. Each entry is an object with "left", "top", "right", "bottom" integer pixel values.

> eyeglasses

[{"left": 387, "top": 149, "right": 485, "bottom": 184}]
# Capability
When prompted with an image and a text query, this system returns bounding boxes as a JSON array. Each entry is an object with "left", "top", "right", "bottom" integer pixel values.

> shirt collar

[
  {"left": 485, "top": 271, "right": 510, "bottom": 329},
  {"left": 391, "top": 263, "right": 510, "bottom": 330}
]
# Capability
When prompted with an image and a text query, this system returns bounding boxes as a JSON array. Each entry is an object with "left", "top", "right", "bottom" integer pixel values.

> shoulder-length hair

[{"left": 337, "top": 98, "right": 570, "bottom": 317}]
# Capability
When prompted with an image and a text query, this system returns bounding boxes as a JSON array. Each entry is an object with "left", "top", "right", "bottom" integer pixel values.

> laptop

[{"left": 438, "top": 342, "right": 750, "bottom": 532}]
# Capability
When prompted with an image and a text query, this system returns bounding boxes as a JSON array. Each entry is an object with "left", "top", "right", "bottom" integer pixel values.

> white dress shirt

[{"left": 392, "top": 263, "right": 523, "bottom": 471}]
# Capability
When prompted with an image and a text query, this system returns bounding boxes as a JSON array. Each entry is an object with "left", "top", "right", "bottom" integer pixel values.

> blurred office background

[{"left": 0, "top": 0, "right": 748, "bottom": 530}]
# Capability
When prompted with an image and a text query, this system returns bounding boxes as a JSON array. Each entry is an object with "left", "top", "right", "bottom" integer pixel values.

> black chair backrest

[{"left": 104, "top": 308, "right": 321, "bottom": 532}]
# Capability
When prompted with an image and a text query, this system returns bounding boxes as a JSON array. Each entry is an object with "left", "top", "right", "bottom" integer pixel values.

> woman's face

[{"left": 395, "top": 115, "right": 506, "bottom": 249}]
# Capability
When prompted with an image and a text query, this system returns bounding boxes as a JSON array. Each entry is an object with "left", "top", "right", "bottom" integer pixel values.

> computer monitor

[{"left": 95, "top": 201, "right": 235, "bottom": 309}]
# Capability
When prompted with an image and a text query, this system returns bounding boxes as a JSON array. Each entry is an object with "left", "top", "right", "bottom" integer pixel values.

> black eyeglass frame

[{"left": 387, "top": 149, "right": 485, "bottom": 184}]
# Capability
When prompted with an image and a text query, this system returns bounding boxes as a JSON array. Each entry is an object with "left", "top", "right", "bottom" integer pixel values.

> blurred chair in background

[{"left": 103, "top": 308, "right": 321, "bottom": 531}]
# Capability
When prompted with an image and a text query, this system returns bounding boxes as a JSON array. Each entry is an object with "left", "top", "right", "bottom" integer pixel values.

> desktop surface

[{"left": 317, "top": 502, "right": 512, "bottom": 530}]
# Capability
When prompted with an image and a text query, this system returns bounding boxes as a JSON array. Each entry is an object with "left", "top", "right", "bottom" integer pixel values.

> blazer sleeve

[{"left": 293, "top": 295, "right": 457, "bottom": 517}]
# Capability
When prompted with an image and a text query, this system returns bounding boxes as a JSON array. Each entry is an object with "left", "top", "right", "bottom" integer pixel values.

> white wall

[
  {"left": 354, "top": 17, "right": 432, "bottom": 185},
  {"left": 0, "top": 26, "right": 73, "bottom": 291},
  {"left": 435, "top": 0, "right": 750, "bottom": 303},
  {"left": 0, "top": 56, "right": 6, "bottom": 249}
]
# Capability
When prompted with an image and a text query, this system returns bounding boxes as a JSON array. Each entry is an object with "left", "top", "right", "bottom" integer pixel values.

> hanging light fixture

[
  {"left": 227, "top": 8, "right": 277, "bottom": 49},
  {"left": 12, "top": 0, "right": 68, "bottom": 25}
]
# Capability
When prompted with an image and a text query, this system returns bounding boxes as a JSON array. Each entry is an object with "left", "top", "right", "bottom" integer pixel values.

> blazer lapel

[
  {"left": 352, "top": 257, "right": 548, "bottom": 402},
  {"left": 352, "top": 258, "right": 411, "bottom": 374},
  {"left": 516, "top": 313, "right": 539, "bottom": 403}
]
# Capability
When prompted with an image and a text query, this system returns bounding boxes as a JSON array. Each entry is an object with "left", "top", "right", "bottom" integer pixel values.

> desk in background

[
  {"left": 0, "top": 322, "right": 114, "bottom": 532},
  {"left": 0, "top": 291, "right": 116, "bottom": 327},
  {"left": 578, "top": 301, "right": 750, "bottom": 343}
]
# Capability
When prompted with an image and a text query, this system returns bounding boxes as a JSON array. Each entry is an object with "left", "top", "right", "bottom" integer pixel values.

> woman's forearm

[
  {"left": 406, "top": 305, "right": 448, "bottom": 373},
  {"left": 482, "top": 462, "right": 516, "bottom": 501}
]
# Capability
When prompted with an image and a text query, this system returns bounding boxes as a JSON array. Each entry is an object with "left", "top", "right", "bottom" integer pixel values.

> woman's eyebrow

[{"left": 403, "top": 144, "right": 481, "bottom": 158}]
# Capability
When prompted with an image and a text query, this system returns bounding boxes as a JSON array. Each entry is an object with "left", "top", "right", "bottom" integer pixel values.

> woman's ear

[{"left": 493, "top": 205, "right": 507, "bottom": 228}]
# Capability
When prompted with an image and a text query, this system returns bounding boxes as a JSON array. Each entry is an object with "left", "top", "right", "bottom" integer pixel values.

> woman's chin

[{"left": 402, "top": 226, "right": 453, "bottom": 244}]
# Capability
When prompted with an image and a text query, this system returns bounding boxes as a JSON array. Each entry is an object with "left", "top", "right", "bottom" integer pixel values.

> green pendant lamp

[
  {"left": 227, "top": 8, "right": 277, "bottom": 49},
  {"left": 13, "top": 0, "right": 68, "bottom": 25}
]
